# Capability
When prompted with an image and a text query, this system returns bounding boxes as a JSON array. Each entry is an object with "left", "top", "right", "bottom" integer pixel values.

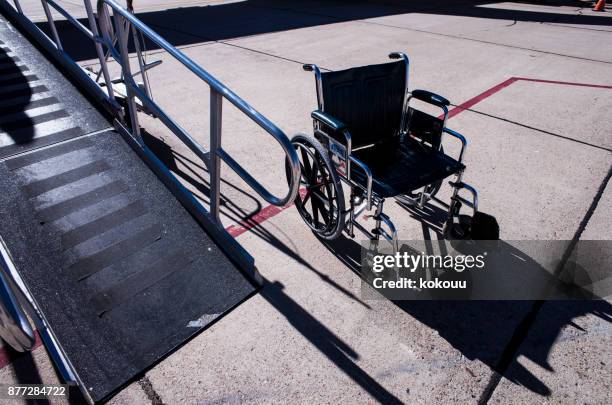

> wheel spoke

[
  {"left": 318, "top": 200, "right": 331, "bottom": 226},
  {"left": 310, "top": 154, "right": 323, "bottom": 184},
  {"left": 321, "top": 163, "right": 337, "bottom": 218},
  {"left": 300, "top": 147, "right": 313, "bottom": 177},
  {"left": 300, "top": 190, "right": 311, "bottom": 208},
  {"left": 309, "top": 189, "right": 333, "bottom": 228},
  {"left": 311, "top": 195, "right": 320, "bottom": 227}
]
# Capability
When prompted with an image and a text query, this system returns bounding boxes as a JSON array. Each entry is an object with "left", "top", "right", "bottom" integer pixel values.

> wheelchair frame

[{"left": 298, "top": 52, "right": 480, "bottom": 247}]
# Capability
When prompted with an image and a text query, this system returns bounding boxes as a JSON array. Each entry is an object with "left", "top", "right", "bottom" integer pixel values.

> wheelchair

[{"left": 289, "top": 52, "right": 498, "bottom": 248}]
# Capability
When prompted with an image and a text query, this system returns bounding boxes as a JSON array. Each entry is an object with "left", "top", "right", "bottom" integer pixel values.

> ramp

[
  {"left": 0, "top": 14, "right": 255, "bottom": 402},
  {"left": 0, "top": 17, "right": 109, "bottom": 158}
]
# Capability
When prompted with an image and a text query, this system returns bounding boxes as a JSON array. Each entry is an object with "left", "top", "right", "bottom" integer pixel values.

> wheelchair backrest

[{"left": 319, "top": 61, "right": 406, "bottom": 148}]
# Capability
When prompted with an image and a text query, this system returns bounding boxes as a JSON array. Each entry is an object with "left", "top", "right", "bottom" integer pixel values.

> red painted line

[
  {"left": 446, "top": 77, "right": 612, "bottom": 119},
  {"left": 226, "top": 204, "right": 287, "bottom": 238},
  {"left": 225, "top": 189, "right": 307, "bottom": 238},
  {"left": 514, "top": 77, "right": 612, "bottom": 90},
  {"left": 446, "top": 77, "right": 518, "bottom": 119},
  {"left": 0, "top": 331, "right": 42, "bottom": 370}
]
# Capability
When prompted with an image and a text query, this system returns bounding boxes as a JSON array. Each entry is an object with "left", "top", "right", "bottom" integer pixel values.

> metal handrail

[
  {"left": 39, "top": 0, "right": 118, "bottom": 108},
  {"left": 4, "top": 0, "right": 299, "bottom": 224},
  {"left": 97, "top": 0, "right": 300, "bottom": 214}
]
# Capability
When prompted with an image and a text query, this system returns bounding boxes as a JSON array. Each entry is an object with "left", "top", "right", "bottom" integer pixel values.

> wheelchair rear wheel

[{"left": 287, "top": 134, "right": 346, "bottom": 240}]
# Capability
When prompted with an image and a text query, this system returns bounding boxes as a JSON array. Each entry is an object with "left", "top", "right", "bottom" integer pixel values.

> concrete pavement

[{"left": 1, "top": 0, "right": 611, "bottom": 403}]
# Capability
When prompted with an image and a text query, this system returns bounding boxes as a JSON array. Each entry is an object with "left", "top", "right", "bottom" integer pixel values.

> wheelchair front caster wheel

[
  {"left": 444, "top": 212, "right": 499, "bottom": 240},
  {"left": 470, "top": 211, "right": 499, "bottom": 240},
  {"left": 444, "top": 215, "right": 471, "bottom": 239},
  {"left": 286, "top": 133, "right": 346, "bottom": 240}
]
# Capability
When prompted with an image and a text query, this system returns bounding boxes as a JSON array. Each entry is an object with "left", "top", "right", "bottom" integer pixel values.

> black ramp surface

[
  {"left": 0, "top": 14, "right": 109, "bottom": 159},
  {"left": 0, "top": 130, "right": 255, "bottom": 402}
]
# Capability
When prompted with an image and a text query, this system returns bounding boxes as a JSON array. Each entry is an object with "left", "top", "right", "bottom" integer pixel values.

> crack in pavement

[{"left": 139, "top": 376, "right": 165, "bottom": 404}]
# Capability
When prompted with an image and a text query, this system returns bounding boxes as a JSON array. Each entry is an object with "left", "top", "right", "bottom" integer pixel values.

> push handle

[{"left": 411, "top": 89, "right": 450, "bottom": 108}]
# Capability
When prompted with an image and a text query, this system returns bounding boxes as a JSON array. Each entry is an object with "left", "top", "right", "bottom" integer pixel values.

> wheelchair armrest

[
  {"left": 442, "top": 127, "right": 468, "bottom": 163},
  {"left": 411, "top": 89, "right": 450, "bottom": 108},
  {"left": 311, "top": 110, "right": 347, "bottom": 133}
]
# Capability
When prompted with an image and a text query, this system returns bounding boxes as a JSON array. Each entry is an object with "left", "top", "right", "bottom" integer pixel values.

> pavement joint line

[
  {"left": 214, "top": 39, "right": 334, "bottom": 72},
  {"left": 255, "top": 0, "right": 490, "bottom": 22},
  {"left": 79, "top": 40, "right": 219, "bottom": 69},
  {"left": 461, "top": 107, "right": 612, "bottom": 153},
  {"left": 255, "top": 2, "right": 612, "bottom": 65},
  {"left": 129, "top": 3, "right": 612, "bottom": 81},
  {"left": 556, "top": 166, "right": 612, "bottom": 272},
  {"left": 354, "top": 19, "right": 612, "bottom": 65},
  {"left": 138, "top": 376, "right": 165, "bottom": 404},
  {"left": 542, "top": 21, "right": 612, "bottom": 33},
  {"left": 478, "top": 165, "right": 612, "bottom": 405},
  {"left": 89, "top": 4, "right": 612, "bottom": 82},
  {"left": 477, "top": 300, "right": 544, "bottom": 405},
  {"left": 446, "top": 76, "right": 612, "bottom": 152},
  {"left": 143, "top": 21, "right": 336, "bottom": 72}
]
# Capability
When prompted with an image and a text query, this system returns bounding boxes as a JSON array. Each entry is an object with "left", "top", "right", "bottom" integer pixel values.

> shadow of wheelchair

[{"left": 317, "top": 201, "right": 612, "bottom": 398}]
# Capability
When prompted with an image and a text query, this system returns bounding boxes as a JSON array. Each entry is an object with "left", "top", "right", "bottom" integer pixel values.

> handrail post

[
  {"left": 40, "top": 0, "right": 63, "bottom": 51},
  {"left": 83, "top": 0, "right": 117, "bottom": 105},
  {"left": 97, "top": 0, "right": 300, "bottom": 208},
  {"left": 114, "top": 12, "right": 142, "bottom": 142},
  {"left": 209, "top": 88, "right": 223, "bottom": 225},
  {"left": 131, "top": 29, "right": 152, "bottom": 99},
  {"left": 13, "top": 0, "right": 23, "bottom": 13}
]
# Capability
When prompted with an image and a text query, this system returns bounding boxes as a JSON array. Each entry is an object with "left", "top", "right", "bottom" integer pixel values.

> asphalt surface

[{"left": 0, "top": 0, "right": 611, "bottom": 404}]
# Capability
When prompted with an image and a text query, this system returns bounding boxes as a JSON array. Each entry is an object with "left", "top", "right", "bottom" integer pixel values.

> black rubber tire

[
  {"left": 288, "top": 133, "right": 346, "bottom": 240},
  {"left": 444, "top": 212, "right": 499, "bottom": 240},
  {"left": 470, "top": 212, "right": 499, "bottom": 240}
]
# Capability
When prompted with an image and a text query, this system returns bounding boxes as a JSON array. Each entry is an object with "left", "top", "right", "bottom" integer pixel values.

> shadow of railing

[
  {"left": 259, "top": 278, "right": 402, "bottom": 404},
  {"left": 0, "top": 46, "right": 35, "bottom": 147}
]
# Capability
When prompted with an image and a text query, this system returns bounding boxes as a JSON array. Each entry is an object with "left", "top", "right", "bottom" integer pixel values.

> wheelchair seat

[{"left": 351, "top": 136, "right": 464, "bottom": 197}]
